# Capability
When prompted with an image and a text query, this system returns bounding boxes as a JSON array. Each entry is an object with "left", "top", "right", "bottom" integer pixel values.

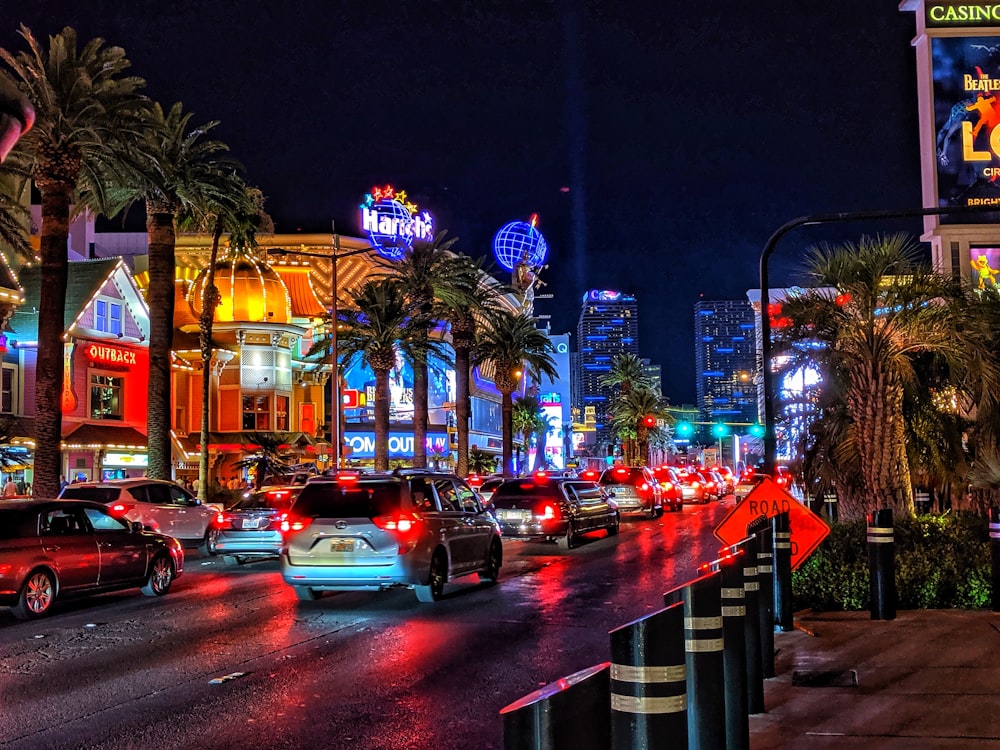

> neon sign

[
  {"left": 927, "top": 3, "right": 1000, "bottom": 26},
  {"left": 359, "top": 184, "right": 434, "bottom": 261},
  {"left": 87, "top": 344, "right": 136, "bottom": 365}
]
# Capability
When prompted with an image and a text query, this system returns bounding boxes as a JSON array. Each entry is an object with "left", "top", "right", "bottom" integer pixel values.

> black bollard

[
  {"left": 609, "top": 602, "right": 687, "bottom": 749},
  {"left": 500, "top": 662, "right": 611, "bottom": 750},
  {"left": 914, "top": 489, "right": 931, "bottom": 515},
  {"left": 740, "top": 534, "right": 765, "bottom": 714},
  {"left": 719, "top": 550, "right": 749, "bottom": 750},
  {"left": 823, "top": 490, "right": 838, "bottom": 522},
  {"left": 991, "top": 507, "right": 1000, "bottom": 614},
  {"left": 753, "top": 522, "right": 776, "bottom": 678},
  {"left": 867, "top": 508, "right": 897, "bottom": 621},
  {"left": 672, "top": 570, "right": 725, "bottom": 750},
  {"left": 772, "top": 512, "right": 793, "bottom": 632}
]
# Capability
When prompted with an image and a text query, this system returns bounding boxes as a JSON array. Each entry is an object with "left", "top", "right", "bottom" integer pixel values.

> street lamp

[{"left": 268, "top": 233, "right": 374, "bottom": 470}]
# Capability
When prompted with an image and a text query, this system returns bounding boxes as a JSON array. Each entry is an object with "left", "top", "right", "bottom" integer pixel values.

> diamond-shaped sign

[{"left": 714, "top": 477, "right": 829, "bottom": 569}]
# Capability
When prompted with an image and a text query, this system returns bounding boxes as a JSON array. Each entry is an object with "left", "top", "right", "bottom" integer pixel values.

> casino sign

[{"left": 359, "top": 184, "right": 434, "bottom": 261}]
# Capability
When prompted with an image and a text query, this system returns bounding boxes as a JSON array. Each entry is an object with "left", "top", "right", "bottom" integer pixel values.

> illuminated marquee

[
  {"left": 359, "top": 184, "right": 434, "bottom": 261},
  {"left": 87, "top": 344, "right": 136, "bottom": 365},
  {"left": 927, "top": 3, "right": 1000, "bottom": 25}
]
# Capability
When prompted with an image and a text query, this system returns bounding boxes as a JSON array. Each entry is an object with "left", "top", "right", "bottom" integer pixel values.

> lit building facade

[
  {"left": 574, "top": 289, "right": 639, "bottom": 448},
  {"left": 693, "top": 299, "right": 758, "bottom": 425}
]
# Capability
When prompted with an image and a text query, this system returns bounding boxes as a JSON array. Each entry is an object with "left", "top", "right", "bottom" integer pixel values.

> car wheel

[
  {"left": 141, "top": 554, "right": 175, "bottom": 597},
  {"left": 294, "top": 585, "right": 322, "bottom": 601},
  {"left": 606, "top": 514, "right": 620, "bottom": 536},
  {"left": 478, "top": 540, "right": 502, "bottom": 583},
  {"left": 557, "top": 521, "right": 578, "bottom": 550},
  {"left": 203, "top": 529, "right": 220, "bottom": 557},
  {"left": 415, "top": 550, "right": 448, "bottom": 602},
  {"left": 13, "top": 568, "right": 55, "bottom": 620}
]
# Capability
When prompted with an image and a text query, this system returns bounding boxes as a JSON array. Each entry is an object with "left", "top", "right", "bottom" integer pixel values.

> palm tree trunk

[
  {"left": 146, "top": 209, "right": 176, "bottom": 479},
  {"left": 33, "top": 187, "right": 72, "bottom": 499},
  {"left": 198, "top": 218, "right": 223, "bottom": 503},
  {"left": 412, "top": 355, "right": 428, "bottom": 468},
  {"left": 454, "top": 339, "right": 471, "bottom": 477},
  {"left": 848, "top": 368, "right": 912, "bottom": 518},
  {"left": 501, "top": 389, "right": 514, "bottom": 477},
  {"left": 374, "top": 368, "right": 391, "bottom": 471}
]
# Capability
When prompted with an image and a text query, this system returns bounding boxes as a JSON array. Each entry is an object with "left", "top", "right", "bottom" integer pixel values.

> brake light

[
  {"left": 214, "top": 512, "right": 235, "bottom": 527},
  {"left": 580, "top": 470, "right": 599, "bottom": 481},
  {"left": 639, "top": 482, "right": 650, "bottom": 492},
  {"left": 535, "top": 503, "right": 559, "bottom": 520},
  {"left": 265, "top": 489, "right": 291, "bottom": 501},
  {"left": 371, "top": 513, "right": 423, "bottom": 553},
  {"left": 663, "top": 482, "right": 674, "bottom": 491},
  {"left": 109, "top": 502, "right": 133, "bottom": 517},
  {"left": 280, "top": 515, "right": 313, "bottom": 533},
  {"left": 613, "top": 468, "right": 628, "bottom": 477},
  {"left": 691, "top": 481, "right": 701, "bottom": 488},
  {"left": 534, "top": 470, "right": 548, "bottom": 479},
  {"left": 336, "top": 473, "right": 360, "bottom": 482}
]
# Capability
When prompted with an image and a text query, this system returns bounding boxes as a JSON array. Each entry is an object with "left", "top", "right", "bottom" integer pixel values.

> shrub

[{"left": 791, "top": 511, "right": 991, "bottom": 611}]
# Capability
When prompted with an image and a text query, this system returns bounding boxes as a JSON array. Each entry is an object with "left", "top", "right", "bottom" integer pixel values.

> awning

[{"left": 63, "top": 423, "right": 148, "bottom": 450}]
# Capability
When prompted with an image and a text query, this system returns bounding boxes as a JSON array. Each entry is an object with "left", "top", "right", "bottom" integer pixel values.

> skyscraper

[
  {"left": 694, "top": 299, "right": 758, "bottom": 425},
  {"left": 575, "top": 289, "right": 639, "bottom": 447}
]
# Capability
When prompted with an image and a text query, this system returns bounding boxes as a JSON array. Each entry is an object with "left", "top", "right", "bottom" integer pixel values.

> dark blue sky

[{"left": 4, "top": 1, "right": 927, "bottom": 404}]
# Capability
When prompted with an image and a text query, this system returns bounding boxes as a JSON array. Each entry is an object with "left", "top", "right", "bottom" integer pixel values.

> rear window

[
  {"left": 58, "top": 486, "right": 120, "bottom": 504},
  {"left": 292, "top": 480, "right": 402, "bottom": 519},
  {"left": 233, "top": 487, "right": 301, "bottom": 511},
  {"left": 600, "top": 469, "right": 642, "bottom": 486},
  {"left": 490, "top": 480, "right": 562, "bottom": 507}
]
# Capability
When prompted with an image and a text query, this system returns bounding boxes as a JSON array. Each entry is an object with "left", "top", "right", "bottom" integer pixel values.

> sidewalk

[{"left": 750, "top": 609, "right": 1000, "bottom": 748}]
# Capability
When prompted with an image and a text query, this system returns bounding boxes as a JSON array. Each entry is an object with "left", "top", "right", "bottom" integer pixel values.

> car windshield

[
  {"left": 58, "top": 486, "right": 119, "bottom": 503},
  {"left": 490, "top": 480, "right": 560, "bottom": 507},
  {"left": 292, "top": 481, "right": 402, "bottom": 519}
]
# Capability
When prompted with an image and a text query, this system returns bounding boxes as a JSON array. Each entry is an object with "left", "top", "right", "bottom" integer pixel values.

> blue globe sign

[
  {"left": 359, "top": 185, "right": 434, "bottom": 261},
  {"left": 492, "top": 215, "right": 548, "bottom": 272}
]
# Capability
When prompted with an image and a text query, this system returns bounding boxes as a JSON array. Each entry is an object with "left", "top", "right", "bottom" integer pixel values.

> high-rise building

[
  {"left": 575, "top": 289, "right": 639, "bottom": 446},
  {"left": 694, "top": 299, "right": 758, "bottom": 425}
]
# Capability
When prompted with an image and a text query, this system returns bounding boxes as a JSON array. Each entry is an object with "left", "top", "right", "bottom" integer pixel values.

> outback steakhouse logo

[{"left": 87, "top": 344, "right": 136, "bottom": 365}]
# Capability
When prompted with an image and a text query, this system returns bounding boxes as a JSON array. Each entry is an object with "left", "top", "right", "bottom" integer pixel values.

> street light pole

[
  {"left": 268, "top": 237, "right": 373, "bottom": 473},
  {"left": 759, "top": 204, "right": 998, "bottom": 474}
]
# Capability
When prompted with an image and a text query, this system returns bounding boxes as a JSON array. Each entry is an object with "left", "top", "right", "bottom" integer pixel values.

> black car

[
  {"left": 0, "top": 499, "right": 185, "bottom": 619},
  {"left": 488, "top": 473, "right": 620, "bottom": 549}
]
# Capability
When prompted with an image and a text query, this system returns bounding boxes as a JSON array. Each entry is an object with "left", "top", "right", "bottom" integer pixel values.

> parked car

[
  {"left": 280, "top": 470, "right": 503, "bottom": 603},
  {"left": 488, "top": 473, "right": 619, "bottom": 548},
  {"left": 0, "top": 499, "right": 184, "bottom": 619},
  {"left": 651, "top": 466, "right": 683, "bottom": 511},
  {"left": 59, "top": 478, "right": 221, "bottom": 548},
  {"left": 598, "top": 466, "right": 663, "bottom": 518},
  {"left": 206, "top": 485, "right": 304, "bottom": 565}
]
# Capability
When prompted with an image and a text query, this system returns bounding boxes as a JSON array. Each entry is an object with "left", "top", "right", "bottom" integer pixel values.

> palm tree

[
  {"left": 474, "top": 309, "right": 557, "bottom": 477},
  {"left": 468, "top": 446, "right": 497, "bottom": 476},
  {"left": 601, "top": 353, "right": 651, "bottom": 460},
  {"left": 231, "top": 431, "right": 293, "bottom": 490},
  {"left": 0, "top": 26, "right": 146, "bottom": 498},
  {"left": 0, "top": 68, "right": 33, "bottom": 163},
  {"left": 97, "top": 101, "right": 245, "bottom": 480},
  {"left": 377, "top": 231, "right": 467, "bottom": 468},
  {"left": 610, "top": 387, "right": 664, "bottom": 466},
  {"left": 777, "top": 233, "right": 992, "bottom": 519},
  {"left": 336, "top": 278, "right": 417, "bottom": 471},
  {"left": 438, "top": 255, "right": 506, "bottom": 477}
]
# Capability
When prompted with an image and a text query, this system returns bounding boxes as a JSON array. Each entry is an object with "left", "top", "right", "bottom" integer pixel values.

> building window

[
  {"left": 0, "top": 365, "right": 14, "bottom": 414},
  {"left": 275, "top": 395, "right": 289, "bottom": 431},
  {"left": 91, "top": 374, "right": 123, "bottom": 420},
  {"left": 243, "top": 395, "right": 270, "bottom": 430},
  {"left": 95, "top": 299, "right": 123, "bottom": 335}
]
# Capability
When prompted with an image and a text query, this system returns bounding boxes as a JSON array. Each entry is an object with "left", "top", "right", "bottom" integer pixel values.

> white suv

[{"left": 58, "top": 479, "right": 221, "bottom": 546}]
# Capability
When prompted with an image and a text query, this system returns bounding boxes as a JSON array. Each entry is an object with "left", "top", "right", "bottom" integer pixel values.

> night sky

[{"left": 3, "top": 1, "right": 928, "bottom": 404}]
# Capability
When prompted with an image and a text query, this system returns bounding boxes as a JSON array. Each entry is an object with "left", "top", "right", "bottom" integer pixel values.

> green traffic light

[
  {"left": 676, "top": 421, "right": 694, "bottom": 437},
  {"left": 712, "top": 423, "right": 730, "bottom": 438},
  {"left": 749, "top": 423, "right": 765, "bottom": 438}
]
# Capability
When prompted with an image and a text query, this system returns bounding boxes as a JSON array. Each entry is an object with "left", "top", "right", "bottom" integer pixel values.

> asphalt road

[{"left": 0, "top": 498, "right": 734, "bottom": 750}]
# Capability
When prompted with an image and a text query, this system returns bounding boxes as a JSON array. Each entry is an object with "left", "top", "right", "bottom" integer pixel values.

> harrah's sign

[{"left": 87, "top": 344, "right": 136, "bottom": 365}]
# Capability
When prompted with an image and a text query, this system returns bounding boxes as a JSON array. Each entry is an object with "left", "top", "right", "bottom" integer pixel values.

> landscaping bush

[{"left": 791, "top": 511, "right": 991, "bottom": 611}]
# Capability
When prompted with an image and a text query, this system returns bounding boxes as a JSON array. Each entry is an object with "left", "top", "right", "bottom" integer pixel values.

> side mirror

[{"left": 130, "top": 520, "right": 144, "bottom": 533}]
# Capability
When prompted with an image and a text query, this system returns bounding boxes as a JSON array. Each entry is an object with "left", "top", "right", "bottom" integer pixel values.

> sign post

[{"left": 714, "top": 477, "right": 829, "bottom": 569}]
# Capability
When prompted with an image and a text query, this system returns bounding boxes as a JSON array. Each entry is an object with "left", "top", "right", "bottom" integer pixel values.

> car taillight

[
  {"left": 372, "top": 513, "right": 422, "bottom": 553},
  {"left": 280, "top": 515, "right": 313, "bottom": 533},
  {"left": 534, "top": 503, "right": 559, "bottom": 520},
  {"left": 691, "top": 481, "right": 701, "bottom": 488},
  {"left": 214, "top": 512, "right": 235, "bottom": 527},
  {"left": 663, "top": 482, "right": 674, "bottom": 491},
  {"left": 109, "top": 502, "right": 133, "bottom": 517}
]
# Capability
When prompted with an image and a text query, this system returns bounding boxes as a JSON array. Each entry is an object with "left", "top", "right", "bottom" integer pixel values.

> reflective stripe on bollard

[
  {"left": 772, "top": 512, "right": 793, "bottom": 632},
  {"left": 741, "top": 534, "right": 765, "bottom": 714},
  {"left": 682, "top": 571, "right": 726, "bottom": 750},
  {"left": 720, "top": 552, "right": 749, "bottom": 750},
  {"left": 609, "top": 601, "right": 687, "bottom": 749},
  {"left": 755, "top": 525, "right": 776, "bottom": 678}
]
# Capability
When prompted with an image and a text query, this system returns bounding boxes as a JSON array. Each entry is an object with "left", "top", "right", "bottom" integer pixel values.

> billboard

[
  {"left": 933, "top": 35, "right": 1000, "bottom": 220},
  {"left": 341, "top": 346, "right": 455, "bottom": 424},
  {"left": 970, "top": 246, "right": 1000, "bottom": 289}
]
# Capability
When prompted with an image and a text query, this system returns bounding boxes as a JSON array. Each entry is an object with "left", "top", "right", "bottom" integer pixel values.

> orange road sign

[{"left": 714, "top": 476, "right": 830, "bottom": 569}]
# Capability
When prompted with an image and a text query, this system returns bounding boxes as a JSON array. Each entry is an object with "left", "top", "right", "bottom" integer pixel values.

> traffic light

[
  {"left": 749, "top": 423, "right": 765, "bottom": 438},
  {"left": 711, "top": 423, "right": 731, "bottom": 438},
  {"left": 642, "top": 415, "right": 657, "bottom": 428},
  {"left": 675, "top": 421, "right": 694, "bottom": 438}
]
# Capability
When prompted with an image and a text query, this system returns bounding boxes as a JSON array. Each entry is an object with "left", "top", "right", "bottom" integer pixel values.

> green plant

[{"left": 792, "top": 511, "right": 991, "bottom": 611}]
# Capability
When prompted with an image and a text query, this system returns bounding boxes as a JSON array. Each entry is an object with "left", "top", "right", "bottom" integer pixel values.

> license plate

[
  {"left": 497, "top": 509, "right": 529, "bottom": 522},
  {"left": 330, "top": 539, "right": 354, "bottom": 552},
  {"left": 240, "top": 518, "right": 260, "bottom": 530}
]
